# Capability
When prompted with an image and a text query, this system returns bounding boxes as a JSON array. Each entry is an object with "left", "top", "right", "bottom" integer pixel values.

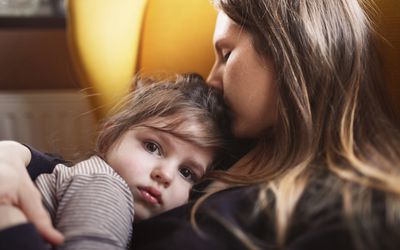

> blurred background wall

[{"left": 0, "top": 0, "right": 97, "bottom": 159}]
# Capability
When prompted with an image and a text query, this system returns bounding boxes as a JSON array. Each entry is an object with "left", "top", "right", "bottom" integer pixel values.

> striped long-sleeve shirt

[{"left": 35, "top": 155, "right": 134, "bottom": 250}]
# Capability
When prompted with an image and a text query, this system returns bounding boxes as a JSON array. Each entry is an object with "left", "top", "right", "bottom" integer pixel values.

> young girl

[{"left": 1, "top": 73, "right": 231, "bottom": 249}]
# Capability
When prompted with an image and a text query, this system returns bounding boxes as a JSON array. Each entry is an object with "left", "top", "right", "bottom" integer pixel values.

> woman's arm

[{"left": 0, "top": 140, "right": 64, "bottom": 244}]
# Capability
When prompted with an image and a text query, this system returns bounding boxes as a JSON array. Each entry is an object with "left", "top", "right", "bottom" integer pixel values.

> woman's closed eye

[
  {"left": 222, "top": 50, "right": 231, "bottom": 63},
  {"left": 144, "top": 141, "right": 162, "bottom": 156},
  {"left": 179, "top": 167, "right": 200, "bottom": 184}
]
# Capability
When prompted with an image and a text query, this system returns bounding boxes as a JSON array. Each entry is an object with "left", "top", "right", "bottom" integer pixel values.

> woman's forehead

[{"left": 213, "top": 12, "right": 241, "bottom": 45}]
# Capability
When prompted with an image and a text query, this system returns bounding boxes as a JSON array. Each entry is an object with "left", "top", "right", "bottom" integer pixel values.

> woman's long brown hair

[{"left": 194, "top": 0, "right": 400, "bottom": 249}]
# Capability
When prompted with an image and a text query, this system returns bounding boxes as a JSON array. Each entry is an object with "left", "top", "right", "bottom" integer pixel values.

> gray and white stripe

[{"left": 35, "top": 156, "right": 134, "bottom": 250}]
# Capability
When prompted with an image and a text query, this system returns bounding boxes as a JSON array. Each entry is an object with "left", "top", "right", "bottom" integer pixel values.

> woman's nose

[
  {"left": 206, "top": 62, "right": 223, "bottom": 90},
  {"left": 151, "top": 166, "right": 174, "bottom": 188}
]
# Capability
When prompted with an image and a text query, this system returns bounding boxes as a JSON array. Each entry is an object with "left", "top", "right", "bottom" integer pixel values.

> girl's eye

[
  {"left": 222, "top": 51, "right": 231, "bottom": 63},
  {"left": 179, "top": 167, "right": 199, "bottom": 184},
  {"left": 144, "top": 141, "right": 162, "bottom": 156}
]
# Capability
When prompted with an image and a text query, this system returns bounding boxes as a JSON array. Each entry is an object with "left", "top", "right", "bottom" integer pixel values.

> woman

[{"left": 1, "top": 0, "right": 400, "bottom": 249}]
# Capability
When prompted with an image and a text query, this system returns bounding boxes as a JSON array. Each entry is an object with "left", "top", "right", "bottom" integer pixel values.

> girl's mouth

[{"left": 138, "top": 186, "right": 162, "bottom": 205}]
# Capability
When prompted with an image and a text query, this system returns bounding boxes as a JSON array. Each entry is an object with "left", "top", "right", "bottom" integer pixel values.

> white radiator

[{"left": 0, "top": 90, "right": 98, "bottom": 159}]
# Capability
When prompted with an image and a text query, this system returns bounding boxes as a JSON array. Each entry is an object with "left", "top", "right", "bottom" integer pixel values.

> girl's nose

[{"left": 151, "top": 166, "right": 174, "bottom": 188}]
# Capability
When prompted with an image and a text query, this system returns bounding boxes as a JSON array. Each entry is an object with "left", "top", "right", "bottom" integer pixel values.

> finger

[{"left": 19, "top": 188, "right": 64, "bottom": 245}]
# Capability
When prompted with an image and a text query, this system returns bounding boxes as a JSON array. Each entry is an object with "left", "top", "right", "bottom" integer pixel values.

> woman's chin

[{"left": 232, "top": 123, "right": 260, "bottom": 139}]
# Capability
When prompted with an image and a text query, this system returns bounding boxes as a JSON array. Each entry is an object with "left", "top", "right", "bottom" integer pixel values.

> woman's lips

[{"left": 138, "top": 186, "right": 162, "bottom": 205}]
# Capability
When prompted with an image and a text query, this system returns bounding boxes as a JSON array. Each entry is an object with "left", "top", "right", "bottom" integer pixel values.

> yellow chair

[
  {"left": 67, "top": 0, "right": 399, "bottom": 120},
  {"left": 67, "top": 0, "right": 217, "bottom": 119}
]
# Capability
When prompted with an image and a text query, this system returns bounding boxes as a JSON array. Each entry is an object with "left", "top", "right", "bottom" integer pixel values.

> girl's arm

[{"left": 0, "top": 140, "right": 64, "bottom": 245}]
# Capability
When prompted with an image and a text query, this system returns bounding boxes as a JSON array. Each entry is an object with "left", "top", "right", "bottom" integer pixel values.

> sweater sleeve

[
  {"left": 53, "top": 174, "right": 134, "bottom": 250},
  {"left": 35, "top": 157, "right": 134, "bottom": 250}
]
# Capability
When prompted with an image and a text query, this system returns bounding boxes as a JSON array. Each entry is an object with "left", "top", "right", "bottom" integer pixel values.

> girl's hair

[
  {"left": 202, "top": 0, "right": 400, "bottom": 249},
  {"left": 96, "top": 73, "right": 231, "bottom": 168}
]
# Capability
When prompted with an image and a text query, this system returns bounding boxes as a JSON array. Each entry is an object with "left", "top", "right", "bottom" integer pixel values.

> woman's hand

[
  {"left": 0, "top": 141, "right": 64, "bottom": 245},
  {"left": 0, "top": 205, "right": 27, "bottom": 230}
]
